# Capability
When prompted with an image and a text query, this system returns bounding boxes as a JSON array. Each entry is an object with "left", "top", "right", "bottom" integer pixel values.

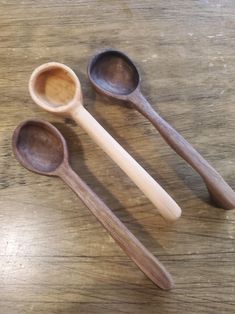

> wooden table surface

[{"left": 0, "top": 1, "right": 235, "bottom": 313}]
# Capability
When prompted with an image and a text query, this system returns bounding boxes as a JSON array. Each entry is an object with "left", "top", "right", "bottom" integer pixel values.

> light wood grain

[{"left": 0, "top": 0, "right": 235, "bottom": 313}]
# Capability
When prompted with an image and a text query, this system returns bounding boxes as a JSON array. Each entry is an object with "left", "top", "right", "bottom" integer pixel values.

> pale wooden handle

[
  {"left": 71, "top": 106, "right": 181, "bottom": 221},
  {"left": 60, "top": 165, "right": 174, "bottom": 290},
  {"left": 129, "top": 91, "right": 235, "bottom": 210}
]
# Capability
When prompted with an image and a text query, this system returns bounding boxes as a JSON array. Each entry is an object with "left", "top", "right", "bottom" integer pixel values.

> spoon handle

[
  {"left": 71, "top": 106, "right": 181, "bottom": 221},
  {"left": 129, "top": 90, "right": 235, "bottom": 209},
  {"left": 59, "top": 165, "right": 174, "bottom": 290}
]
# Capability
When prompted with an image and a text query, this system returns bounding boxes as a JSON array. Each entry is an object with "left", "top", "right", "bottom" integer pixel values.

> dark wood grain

[
  {"left": 88, "top": 49, "right": 235, "bottom": 210},
  {"left": 0, "top": 0, "right": 235, "bottom": 313},
  {"left": 12, "top": 119, "right": 173, "bottom": 290}
]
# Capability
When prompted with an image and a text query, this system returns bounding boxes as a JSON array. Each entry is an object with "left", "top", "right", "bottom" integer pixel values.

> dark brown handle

[
  {"left": 58, "top": 164, "right": 174, "bottom": 290},
  {"left": 129, "top": 90, "right": 235, "bottom": 210}
]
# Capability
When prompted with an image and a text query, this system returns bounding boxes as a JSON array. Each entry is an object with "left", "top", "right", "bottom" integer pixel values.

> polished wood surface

[
  {"left": 0, "top": 1, "right": 235, "bottom": 313},
  {"left": 88, "top": 49, "right": 235, "bottom": 210}
]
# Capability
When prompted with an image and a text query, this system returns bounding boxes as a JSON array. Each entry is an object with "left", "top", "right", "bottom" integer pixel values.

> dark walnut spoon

[
  {"left": 12, "top": 119, "right": 174, "bottom": 290},
  {"left": 88, "top": 49, "right": 235, "bottom": 210}
]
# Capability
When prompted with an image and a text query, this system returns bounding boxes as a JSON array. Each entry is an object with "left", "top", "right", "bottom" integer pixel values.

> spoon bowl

[
  {"left": 12, "top": 119, "right": 67, "bottom": 175},
  {"left": 88, "top": 49, "right": 140, "bottom": 100},
  {"left": 29, "top": 62, "right": 82, "bottom": 115}
]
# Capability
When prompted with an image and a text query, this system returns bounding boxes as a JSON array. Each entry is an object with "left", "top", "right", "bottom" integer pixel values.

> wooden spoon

[
  {"left": 12, "top": 118, "right": 174, "bottom": 290},
  {"left": 88, "top": 49, "right": 235, "bottom": 210},
  {"left": 28, "top": 62, "right": 181, "bottom": 222}
]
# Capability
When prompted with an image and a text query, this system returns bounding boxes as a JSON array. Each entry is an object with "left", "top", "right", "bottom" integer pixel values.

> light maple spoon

[
  {"left": 28, "top": 62, "right": 181, "bottom": 222},
  {"left": 88, "top": 49, "right": 235, "bottom": 210},
  {"left": 12, "top": 118, "right": 174, "bottom": 290}
]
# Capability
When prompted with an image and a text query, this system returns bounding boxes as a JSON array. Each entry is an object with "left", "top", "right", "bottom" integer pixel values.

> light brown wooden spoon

[
  {"left": 88, "top": 49, "right": 235, "bottom": 210},
  {"left": 12, "top": 118, "right": 174, "bottom": 290},
  {"left": 28, "top": 62, "right": 181, "bottom": 222}
]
